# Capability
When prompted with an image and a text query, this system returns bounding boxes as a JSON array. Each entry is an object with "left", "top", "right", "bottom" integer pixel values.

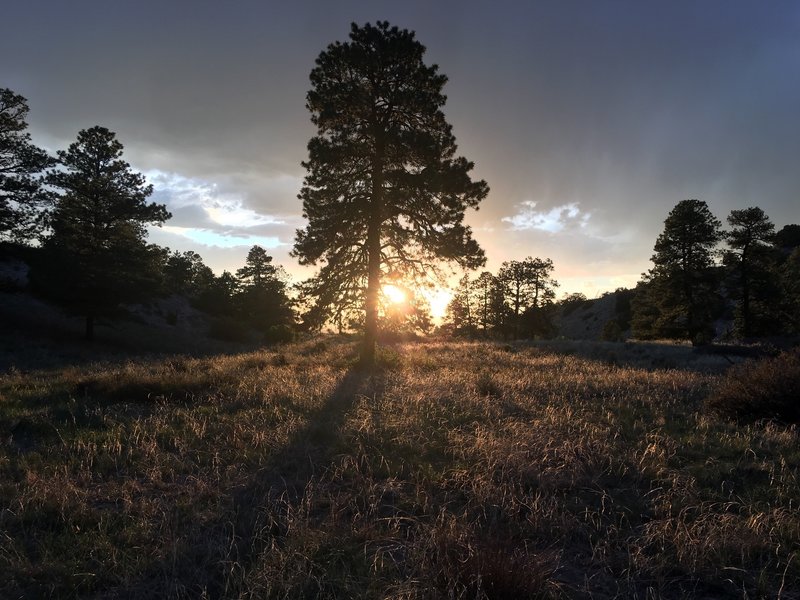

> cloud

[
  {"left": 143, "top": 169, "right": 302, "bottom": 251},
  {"left": 502, "top": 201, "right": 590, "bottom": 233},
  {"left": 147, "top": 170, "right": 285, "bottom": 226},
  {"left": 160, "top": 225, "right": 285, "bottom": 249}
]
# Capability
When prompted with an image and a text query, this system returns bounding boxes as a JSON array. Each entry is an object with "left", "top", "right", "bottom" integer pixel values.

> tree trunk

[
  {"left": 741, "top": 249, "right": 750, "bottom": 338},
  {"left": 85, "top": 314, "right": 95, "bottom": 341},
  {"left": 362, "top": 222, "right": 381, "bottom": 367},
  {"left": 361, "top": 136, "right": 384, "bottom": 368}
]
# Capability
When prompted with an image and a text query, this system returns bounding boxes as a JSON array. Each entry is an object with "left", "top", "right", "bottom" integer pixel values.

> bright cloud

[
  {"left": 161, "top": 225, "right": 284, "bottom": 249},
  {"left": 502, "top": 201, "right": 590, "bottom": 233},
  {"left": 146, "top": 169, "right": 285, "bottom": 228}
]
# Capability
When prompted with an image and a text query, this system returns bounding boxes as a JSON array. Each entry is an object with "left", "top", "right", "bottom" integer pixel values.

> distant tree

[
  {"left": 497, "top": 260, "right": 529, "bottom": 327},
  {"left": 0, "top": 88, "right": 54, "bottom": 242},
  {"left": 775, "top": 224, "right": 800, "bottom": 254},
  {"left": 520, "top": 303, "right": 558, "bottom": 338},
  {"left": 406, "top": 295, "right": 434, "bottom": 334},
  {"left": 601, "top": 319, "right": 624, "bottom": 342},
  {"left": 293, "top": 22, "right": 488, "bottom": 367},
  {"left": 773, "top": 224, "right": 800, "bottom": 333},
  {"left": 473, "top": 271, "right": 497, "bottom": 335},
  {"left": 162, "top": 249, "right": 215, "bottom": 297},
  {"left": 235, "top": 245, "right": 293, "bottom": 332},
  {"left": 488, "top": 276, "right": 511, "bottom": 336},
  {"left": 630, "top": 279, "right": 664, "bottom": 340},
  {"left": 559, "top": 292, "right": 589, "bottom": 317},
  {"left": 195, "top": 270, "right": 239, "bottom": 316},
  {"left": 32, "top": 127, "right": 170, "bottom": 340},
  {"left": 632, "top": 199, "right": 722, "bottom": 344},
  {"left": 561, "top": 292, "right": 588, "bottom": 304},
  {"left": 725, "top": 207, "right": 778, "bottom": 337},
  {"left": 446, "top": 273, "right": 478, "bottom": 336},
  {"left": 612, "top": 287, "right": 635, "bottom": 333},
  {"left": 779, "top": 248, "right": 800, "bottom": 333},
  {"left": 497, "top": 256, "right": 558, "bottom": 339},
  {"left": 236, "top": 245, "right": 279, "bottom": 288}
]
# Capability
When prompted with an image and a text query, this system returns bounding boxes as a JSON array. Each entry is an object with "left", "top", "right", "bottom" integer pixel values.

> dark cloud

[{"left": 2, "top": 0, "right": 799, "bottom": 294}]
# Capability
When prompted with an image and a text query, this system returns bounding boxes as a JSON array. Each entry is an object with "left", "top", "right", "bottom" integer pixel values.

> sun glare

[
  {"left": 423, "top": 288, "right": 452, "bottom": 321},
  {"left": 382, "top": 284, "right": 407, "bottom": 305},
  {"left": 382, "top": 283, "right": 453, "bottom": 321}
]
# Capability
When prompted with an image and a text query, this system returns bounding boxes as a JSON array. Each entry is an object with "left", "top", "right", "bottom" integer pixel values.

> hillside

[
  {"left": 0, "top": 253, "right": 264, "bottom": 372},
  {"left": 552, "top": 293, "right": 621, "bottom": 341},
  {"left": 1, "top": 339, "right": 797, "bottom": 598}
]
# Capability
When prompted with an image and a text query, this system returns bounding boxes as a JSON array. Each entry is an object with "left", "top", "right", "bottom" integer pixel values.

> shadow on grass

[{"left": 124, "top": 365, "right": 382, "bottom": 598}]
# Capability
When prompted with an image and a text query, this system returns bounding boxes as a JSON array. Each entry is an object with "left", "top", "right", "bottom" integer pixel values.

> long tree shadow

[
  {"left": 235, "top": 365, "right": 375, "bottom": 523},
  {"left": 145, "top": 365, "right": 385, "bottom": 599}
]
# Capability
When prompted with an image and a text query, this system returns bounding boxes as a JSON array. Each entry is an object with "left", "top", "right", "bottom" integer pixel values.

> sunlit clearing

[
  {"left": 382, "top": 284, "right": 407, "bottom": 305},
  {"left": 422, "top": 288, "right": 453, "bottom": 320}
]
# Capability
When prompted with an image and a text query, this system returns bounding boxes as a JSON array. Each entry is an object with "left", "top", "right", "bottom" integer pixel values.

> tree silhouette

[
  {"left": 779, "top": 247, "right": 800, "bottom": 333},
  {"left": 633, "top": 199, "right": 722, "bottom": 344},
  {"left": 0, "top": 88, "right": 53, "bottom": 242},
  {"left": 445, "top": 273, "right": 477, "bottom": 337},
  {"left": 195, "top": 270, "right": 239, "bottom": 317},
  {"left": 497, "top": 256, "right": 558, "bottom": 339},
  {"left": 473, "top": 271, "right": 497, "bottom": 335},
  {"left": 162, "top": 249, "right": 215, "bottom": 297},
  {"left": 725, "top": 207, "right": 777, "bottom": 337},
  {"left": 235, "top": 245, "right": 293, "bottom": 333},
  {"left": 293, "top": 21, "right": 488, "bottom": 366},
  {"left": 773, "top": 224, "right": 800, "bottom": 334},
  {"left": 775, "top": 224, "right": 800, "bottom": 253},
  {"left": 33, "top": 127, "right": 170, "bottom": 340},
  {"left": 236, "top": 245, "right": 279, "bottom": 287}
]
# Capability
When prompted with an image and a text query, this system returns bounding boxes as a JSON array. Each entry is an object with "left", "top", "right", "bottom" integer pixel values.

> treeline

[
  {"left": 441, "top": 199, "right": 799, "bottom": 344},
  {"left": 4, "top": 86, "right": 799, "bottom": 346},
  {"left": 443, "top": 257, "right": 559, "bottom": 339},
  {"left": 631, "top": 199, "right": 800, "bottom": 344},
  {"left": 1, "top": 88, "right": 293, "bottom": 342}
]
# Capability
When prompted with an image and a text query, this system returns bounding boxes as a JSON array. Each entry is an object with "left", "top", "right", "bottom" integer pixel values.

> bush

[
  {"left": 706, "top": 348, "right": 800, "bottom": 423},
  {"left": 263, "top": 324, "right": 295, "bottom": 344},
  {"left": 207, "top": 316, "right": 252, "bottom": 342},
  {"left": 601, "top": 320, "right": 624, "bottom": 342}
]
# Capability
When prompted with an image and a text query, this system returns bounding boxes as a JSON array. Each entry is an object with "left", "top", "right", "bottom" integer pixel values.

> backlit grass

[{"left": 0, "top": 339, "right": 797, "bottom": 598}]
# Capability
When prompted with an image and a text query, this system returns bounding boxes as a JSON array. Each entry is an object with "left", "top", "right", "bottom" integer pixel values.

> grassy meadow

[{"left": 0, "top": 339, "right": 798, "bottom": 599}]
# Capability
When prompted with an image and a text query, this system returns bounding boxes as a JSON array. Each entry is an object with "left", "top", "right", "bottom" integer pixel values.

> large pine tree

[
  {"left": 725, "top": 207, "right": 778, "bottom": 337},
  {"left": 632, "top": 199, "right": 722, "bottom": 344},
  {"left": 0, "top": 88, "right": 53, "bottom": 242},
  {"left": 293, "top": 22, "right": 488, "bottom": 366},
  {"left": 235, "top": 245, "right": 293, "bottom": 332},
  {"left": 33, "top": 127, "right": 170, "bottom": 340}
]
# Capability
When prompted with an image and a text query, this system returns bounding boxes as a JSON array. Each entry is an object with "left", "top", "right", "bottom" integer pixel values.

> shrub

[
  {"left": 601, "top": 320, "right": 624, "bottom": 342},
  {"left": 706, "top": 348, "right": 800, "bottom": 423},
  {"left": 207, "top": 316, "right": 251, "bottom": 342},
  {"left": 263, "top": 324, "right": 295, "bottom": 344}
]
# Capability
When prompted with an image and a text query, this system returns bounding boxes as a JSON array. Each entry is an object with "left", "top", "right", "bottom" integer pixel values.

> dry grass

[{"left": 0, "top": 339, "right": 798, "bottom": 598}]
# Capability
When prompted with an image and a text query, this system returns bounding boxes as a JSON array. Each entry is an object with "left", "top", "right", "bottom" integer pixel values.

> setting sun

[{"left": 382, "top": 284, "right": 407, "bottom": 305}]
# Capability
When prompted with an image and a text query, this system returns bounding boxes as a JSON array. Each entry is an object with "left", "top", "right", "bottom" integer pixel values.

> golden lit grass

[{"left": 0, "top": 339, "right": 797, "bottom": 598}]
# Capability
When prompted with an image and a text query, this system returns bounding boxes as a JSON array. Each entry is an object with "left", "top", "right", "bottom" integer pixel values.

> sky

[{"left": 3, "top": 0, "right": 799, "bottom": 301}]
